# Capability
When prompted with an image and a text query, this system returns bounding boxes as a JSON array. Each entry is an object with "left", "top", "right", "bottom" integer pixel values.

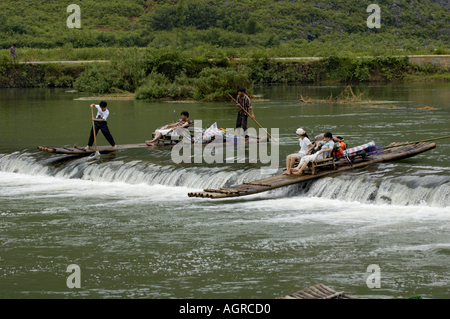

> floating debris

[
  {"left": 278, "top": 284, "right": 359, "bottom": 299},
  {"left": 74, "top": 94, "right": 135, "bottom": 101},
  {"left": 418, "top": 106, "right": 440, "bottom": 110},
  {"left": 299, "top": 85, "right": 398, "bottom": 106}
]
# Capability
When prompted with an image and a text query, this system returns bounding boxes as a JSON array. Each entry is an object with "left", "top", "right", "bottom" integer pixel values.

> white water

[{"left": 1, "top": 151, "right": 449, "bottom": 209}]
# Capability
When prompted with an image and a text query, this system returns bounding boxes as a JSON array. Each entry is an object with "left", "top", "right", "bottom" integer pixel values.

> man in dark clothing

[
  {"left": 10, "top": 45, "right": 16, "bottom": 62},
  {"left": 235, "top": 87, "right": 254, "bottom": 136},
  {"left": 85, "top": 101, "right": 117, "bottom": 150}
]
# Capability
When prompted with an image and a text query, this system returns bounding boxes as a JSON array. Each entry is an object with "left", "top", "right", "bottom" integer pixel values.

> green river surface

[{"left": 0, "top": 83, "right": 449, "bottom": 299}]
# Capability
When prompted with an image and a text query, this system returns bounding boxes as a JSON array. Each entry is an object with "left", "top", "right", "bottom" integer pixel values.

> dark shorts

[{"left": 236, "top": 113, "right": 248, "bottom": 131}]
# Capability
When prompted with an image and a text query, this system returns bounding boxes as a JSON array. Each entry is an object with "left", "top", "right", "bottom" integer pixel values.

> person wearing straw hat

[{"left": 282, "top": 128, "right": 313, "bottom": 175}]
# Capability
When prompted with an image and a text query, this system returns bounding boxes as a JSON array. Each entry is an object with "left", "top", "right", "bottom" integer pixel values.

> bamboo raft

[
  {"left": 37, "top": 143, "right": 149, "bottom": 155},
  {"left": 278, "top": 284, "right": 358, "bottom": 299},
  {"left": 37, "top": 136, "right": 267, "bottom": 155},
  {"left": 187, "top": 141, "right": 436, "bottom": 199}
]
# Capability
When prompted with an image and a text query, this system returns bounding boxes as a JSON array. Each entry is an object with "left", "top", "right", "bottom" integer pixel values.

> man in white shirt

[
  {"left": 85, "top": 101, "right": 117, "bottom": 150},
  {"left": 283, "top": 128, "right": 313, "bottom": 175}
]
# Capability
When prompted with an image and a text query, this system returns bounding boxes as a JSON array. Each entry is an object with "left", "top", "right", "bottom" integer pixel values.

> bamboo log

[
  {"left": 318, "top": 284, "right": 337, "bottom": 294},
  {"left": 299, "top": 291, "right": 317, "bottom": 299},
  {"left": 324, "top": 291, "right": 345, "bottom": 299},
  {"left": 315, "top": 284, "right": 332, "bottom": 295},
  {"left": 309, "top": 285, "right": 328, "bottom": 296},
  {"left": 243, "top": 182, "right": 272, "bottom": 187},
  {"left": 384, "top": 135, "right": 450, "bottom": 149},
  {"left": 304, "top": 289, "right": 323, "bottom": 298},
  {"left": 218, "top": 188, "right": 241, "bottom": 193}
]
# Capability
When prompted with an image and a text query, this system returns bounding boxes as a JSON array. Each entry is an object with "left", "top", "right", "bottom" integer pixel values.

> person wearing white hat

[
  {"left": 282, "top": 128, "right": 313, "bottom": 175},
  {"left": 292, "top": 132, "right": 335, "bottom": 175}
]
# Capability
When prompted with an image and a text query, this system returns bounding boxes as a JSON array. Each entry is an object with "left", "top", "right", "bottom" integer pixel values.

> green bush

[
  {"left": 167, "top": 73, "right": 194, "bottom": 99},
  {"left": 73, "top": 63, "right": 112, "bottom": 93},
  {"left": 192, "top": 66, "right": 252, "bottom": 101},
  {"left": 134, "top": 72, "right": 171, "bottom": 99},
  {"left": 144, "top": 47, "right": 192, "bottom": 81},
  {"left": 55, "top": 75, "right": 74, "bottom": 87}
]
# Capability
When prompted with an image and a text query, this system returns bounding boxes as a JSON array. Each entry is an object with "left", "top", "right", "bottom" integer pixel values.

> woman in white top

[
  {"left": 282, "top": 128, "right": 314, "bottom": 175},
  {"left": 291, "top": 132, "right": 335, "bottom": 175}
]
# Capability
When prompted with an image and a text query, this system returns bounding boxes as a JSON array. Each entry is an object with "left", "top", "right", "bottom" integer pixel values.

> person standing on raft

[
  {"left": 85, "top": 101, "right": 117, "bottom": 150},
  {"left": 235, "top": 87, "right": 255, "bottom": 137}
]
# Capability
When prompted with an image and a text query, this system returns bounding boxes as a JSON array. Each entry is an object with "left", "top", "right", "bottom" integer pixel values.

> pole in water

[{"left": 91, "top": 107, "right": 100, "bottom": 157}]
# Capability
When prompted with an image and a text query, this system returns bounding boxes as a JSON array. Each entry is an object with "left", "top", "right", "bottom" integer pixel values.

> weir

[{"left": 2, "top": 141, "right": 448, "bottom": 206}]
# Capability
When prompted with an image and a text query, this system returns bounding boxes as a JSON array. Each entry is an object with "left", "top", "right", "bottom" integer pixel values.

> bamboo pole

[
  {"left": 91, "top": 107, "right": 98, "bottom": 154},
  {"left": 384, "top": 134, "right": 450, "bottom": 149},
  {"left": 227, "top": 93, "right": 278, "bottom": 144}
]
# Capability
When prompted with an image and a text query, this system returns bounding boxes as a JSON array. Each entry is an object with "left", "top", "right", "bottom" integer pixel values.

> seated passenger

[
  {"left": 291, "top": 132, "right": 336, "bottom": 175},
  {"left": 145, "top": 111, "right": 192, "bottom": 146},
  {"left": 283, "top": 128, "right": 314, "bottom": 175}
]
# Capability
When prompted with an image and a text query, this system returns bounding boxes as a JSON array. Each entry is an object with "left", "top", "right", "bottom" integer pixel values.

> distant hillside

[{"left": 2, "top": 0, "right": 450, "bottom": 53}]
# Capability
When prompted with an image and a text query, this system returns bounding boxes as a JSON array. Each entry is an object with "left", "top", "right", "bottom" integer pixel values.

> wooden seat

[
  {"left": 151, "top": 132, "right": 178, "bottom": 146},
  {"left": 151, "top": 126, "right": 194, "bottom": 146},
  {"left": 307, "top": 142, "right": 341, "bottom": 175},
  {"left": 309, "top": 151, "right": 336, "bottom": 174}
]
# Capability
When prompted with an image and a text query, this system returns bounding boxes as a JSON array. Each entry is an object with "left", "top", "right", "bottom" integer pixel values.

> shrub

[
  {"left": 134, "top": 72, "right": 171, "bottom": 99},
  {"left": 74, "top": 63, "right": 112, "bottom": 93},
  {"left": 192, "top": 66, "right": 252, "bottom": 101}
]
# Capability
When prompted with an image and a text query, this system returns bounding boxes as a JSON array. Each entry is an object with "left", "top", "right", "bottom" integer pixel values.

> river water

[{"left": 1, "top": 83, "right": 449, "bottom": 299}]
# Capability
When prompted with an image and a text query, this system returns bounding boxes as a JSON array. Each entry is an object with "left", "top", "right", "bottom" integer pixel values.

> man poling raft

[
  {"left": 85, "top": 101, "right": 117, "bottom": 152},
  {"left": 227, "top": 92, "right": 278, "bottom": 144},
  {"left": 234, "top": 88, "right": 254, "bottom": 137}
]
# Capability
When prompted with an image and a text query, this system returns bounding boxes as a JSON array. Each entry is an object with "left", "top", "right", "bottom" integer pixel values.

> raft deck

[
  {"left": 37, "top": 144, "right": 148, "bottom": 155},
  {"left": 188, "top": 142, "right": 436, "bottom": 199},
  {"left": 37, "top": 136, "right": 267, "bottom": 155},
  {"left": 278, "top": 284, "right": 358, "bottom": 299}
]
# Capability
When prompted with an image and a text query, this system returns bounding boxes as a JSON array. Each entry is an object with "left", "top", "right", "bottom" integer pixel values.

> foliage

[
  {"left": 0, "top": 63, "right": 83, "bottom": 88},
  {"left": 145, "top": 47, "right": 192, "bottom": 81},
  {"left": 134, "top": 72, "right": 172, "bottom": 99},
  {"left": 192, "top": 66, "right": 252, "bottom": 101},
  {"left": 3, "top": 0, "right": 450, "bottom": 57}
]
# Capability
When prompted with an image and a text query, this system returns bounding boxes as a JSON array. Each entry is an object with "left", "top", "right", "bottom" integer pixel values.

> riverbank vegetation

[
  {"left": 3, "top": 48, "right": 450, "bottom": 100},
  {"left": 4, "top": 0, "right": 450, "bottom": 98}
]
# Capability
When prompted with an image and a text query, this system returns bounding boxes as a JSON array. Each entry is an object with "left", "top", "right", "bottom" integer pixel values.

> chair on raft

[
  {"left": 285, "top": 141, "right": 338, "bottom": 175},
  {"left": 151, "top": 126, "right": 195, "bottom": 146},
  {"left": 308, "top": 144, "right": 338, "bottom": 175}
]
